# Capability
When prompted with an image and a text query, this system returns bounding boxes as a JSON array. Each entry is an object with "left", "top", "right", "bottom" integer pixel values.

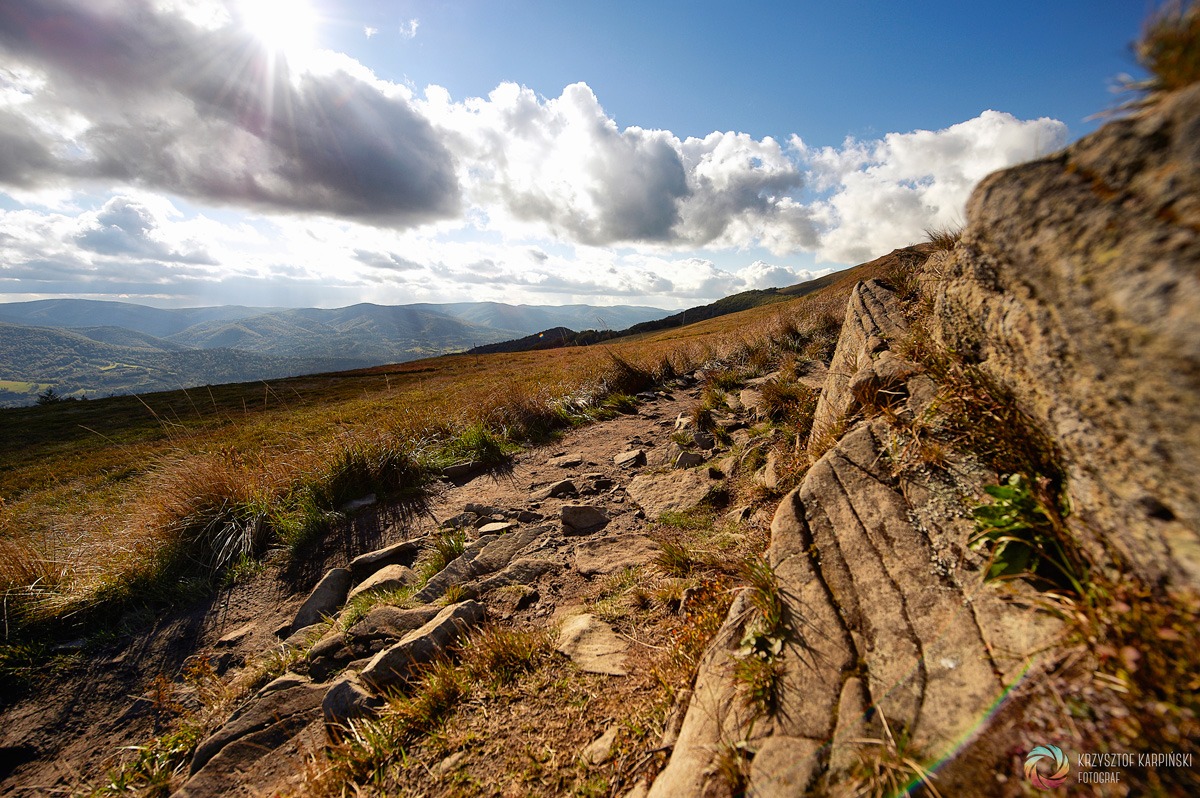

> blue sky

[{"left": 0, "top": 0, "right": 1154, "bottom": 309}]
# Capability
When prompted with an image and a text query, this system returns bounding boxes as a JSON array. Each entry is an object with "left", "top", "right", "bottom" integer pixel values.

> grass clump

[
  {"left": 732, "top": 556, "right": 790, "bottom": 719},
  {"left": 924, "top": 225, "right": 962, "bottom": 251},
  {"left": 417, "top": 528, "right": 467, "bottom": 583},
  {"left": 1136, "top": 1, "right": 1200, "bottom": 93}
]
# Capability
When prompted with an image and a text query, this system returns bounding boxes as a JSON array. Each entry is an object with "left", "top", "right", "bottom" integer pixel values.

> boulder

[
  {"left": 561, "top": 504, "right": 609, "bottom": 534},
  {"left": 322, "top": 673, "right": 383, "bottom": 735},
  {"left": 348, "top": 538, "right": 422, "bottom": 582},
  {"left": 359, "top": 601, "right": 486, "bottom": 692},
  {"left": 555, "top": 613, "right": 629, "bottom": 676},
  {"left": 190, "top": 682, "right": 325, "bottom": 776},
  {"left": 346, "top": 604, "right": 442, "bottom": 648},
  {"left": 934, "top": 83, "right": 1200, "bottom": 587},
  {"left": 673, "top": 451, "right": 705, "bottom": 469},
  {"left": 345, "top": 564, "right": 418, "bottom": 604},
  {"left": 291, "top": 568, "right": 352, "bottom": 632}
]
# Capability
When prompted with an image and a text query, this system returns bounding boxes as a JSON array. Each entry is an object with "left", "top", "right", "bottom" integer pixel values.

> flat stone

[
  {"left": 614, "top": 449, "right": 647, "bottom": 468},
  {"left": 627, "top": 469, "right": 719, "bottom": 519},
  {"left": 348, "top": 538, "right": 422, "bottom": 582},
  {"left": 478, "top": 521, "right": 517, "bottom": 535},
  {"left": 215, "top": 622, "right": 255, "bottom": 648},
  {"left": 561, "top": 504, "right": 609, "bottom": 534},
  {"left": 345, "top": 564, "right": 418, "bottom": 604},
  {"left": 346, "top": 604, "right": 442, "bottom": 648},
  {"left": 556, "top": 613, "right": 629, "bottom": 676},
  {"left": 573, "top": 534, "right": 659, "bottom": 577},
  {"left": 292, "top": 568, "right": 352, "bottom": 632},
  {"left": 549, "top": 454, "right": 584, "bottom": 468}
]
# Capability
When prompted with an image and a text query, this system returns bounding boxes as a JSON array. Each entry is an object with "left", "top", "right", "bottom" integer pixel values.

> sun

[{"left": 238, "top": 0, "right": 318, "bottom": 61}]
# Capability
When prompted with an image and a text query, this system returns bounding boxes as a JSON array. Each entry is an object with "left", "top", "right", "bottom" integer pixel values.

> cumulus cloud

[
  {"left": 806, "top": 110, "right": 1068, "bottom": 264},
  {"left": 0, "top": 0, "right": 459, "bottom": 225},
  {"left": 75, "top": 196, "right": 215, "bottom": 264},
  {"left": 422, "top": 82, "right": 820, "bottom": 252}
]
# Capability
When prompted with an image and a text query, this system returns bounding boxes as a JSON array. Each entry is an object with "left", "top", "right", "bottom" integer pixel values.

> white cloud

[
  {"left": 364, "top": 26, "right": 378, "bottom": 39},
  {"left": 807, "top": 110, "right": 1068, "bottom": 264},
  {"left": 0, "top": 0, "right": 1072, "bottom": 308},
  {"left": 400, "top": 19, "right": 419, "bottom": 39}
]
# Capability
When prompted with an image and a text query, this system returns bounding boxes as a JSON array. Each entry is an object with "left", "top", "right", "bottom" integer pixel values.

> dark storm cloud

[{"left": 0, "top": 0, "right": 460, "bottom": 226}]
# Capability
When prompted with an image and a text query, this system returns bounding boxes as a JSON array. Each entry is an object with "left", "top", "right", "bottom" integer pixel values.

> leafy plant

[{"left": 970, "top": 473, "right": 1082, "bottom": 593}]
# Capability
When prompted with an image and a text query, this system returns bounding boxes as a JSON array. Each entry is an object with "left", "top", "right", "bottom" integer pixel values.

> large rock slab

[
  {"left": 348, "top": 538, "right": 422, "bottom": 583},
  {"left": 934, "top": 82, "right": 1200, "bottom": 587},
  {"left": 808, "top": 278, "right": 908, "bottom": 451},
  {"left": 186, "top": 682, "right": 325, "bottom": 785},
  {"left": 573, "top": 534, "right": 659, "bottom": 577},
  {"left": 359, "top": 601, "right": 485, "bottom": 692},
  {"left": 555, "top": 613, "right": 629, "bottom": 676},
  {"left": 626, "top": 469, "right": 720, "bottom": 519},
  {"left": 291, "top": 568, "right": 352, "bottom": 631}
]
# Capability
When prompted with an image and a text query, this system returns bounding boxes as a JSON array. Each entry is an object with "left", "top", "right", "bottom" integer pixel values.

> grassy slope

[{"left": 0, "top": 248, "right": 914, "bottom": 632}]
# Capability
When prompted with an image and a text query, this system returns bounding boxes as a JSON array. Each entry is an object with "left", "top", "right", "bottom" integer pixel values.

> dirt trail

[{"left": 1, "top": 383, "right": 709, "bottom": 796}]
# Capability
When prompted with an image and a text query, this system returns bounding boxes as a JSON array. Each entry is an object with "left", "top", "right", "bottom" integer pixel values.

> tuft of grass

[
  {"left": 1136, "top": 1, "right": 1200, "bottom": 93},
  {"left": 460, "top": 625, "right": 553, "bottom": 688},
  {"left": 833, "top": 712, "right": 943, "bottom": 798},
  {"left": 417, "top": 528, "right": 467, "bottom": 583},
  {"left": 924, "top": 225, "right": 963, "bottom": 251}
]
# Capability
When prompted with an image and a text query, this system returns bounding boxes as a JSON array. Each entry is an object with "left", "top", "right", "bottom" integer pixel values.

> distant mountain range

[{"left": 0, "top": 300, "right": 668, "bottom": 406}]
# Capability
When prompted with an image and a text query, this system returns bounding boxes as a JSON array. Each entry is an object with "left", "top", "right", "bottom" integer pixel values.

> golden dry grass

[{"left": 0, "top": 254, "right": 896, "bottom": 634}]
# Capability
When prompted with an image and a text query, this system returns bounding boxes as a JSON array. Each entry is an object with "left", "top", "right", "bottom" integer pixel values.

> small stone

[
  {"left": 215, "top": 622, "right": 255, "bottom": 649},
  {"left": 673, "top": 413, "right": 693, "bottom": 431},
  {"left": 549, "top": 454, "right": 584, "bottom": 468},
  {"left": 562, "top": 504, "right": 609, "bottom": 534},
  {"left": 432, "top": 750, "right": 469, "bottom": 777},
  {"left": 674, "top": 451, "right": 705, "bottom": 469},
  {"left": 538, "top": 479, "right": 577, "bottom": 499},
  {"left": 339, "top": 493, "right": 376, "bottom": 513},
  {"left": 478, "top": 521, "right": 516, "bottom": 535},
  {"left": 517, "top": 509, "right": 544, "bottom": 523},
  {"left": 614, "top": 449, "right": 647, "bottom": 468},
  {"left": 581, "top": 726, "right": 620, "bottom": 766}
]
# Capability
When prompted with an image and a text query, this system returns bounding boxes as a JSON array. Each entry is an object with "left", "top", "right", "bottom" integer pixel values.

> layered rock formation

[{"left": 649, "top": 85, "right": 1199, "bottom": 795}]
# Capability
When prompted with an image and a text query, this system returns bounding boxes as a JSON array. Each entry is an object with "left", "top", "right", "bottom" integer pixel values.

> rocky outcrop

[
  {"left": 651, "top": 276, "right": 1064, "bottom": 796},
  {"left": 934, "top": 83, "right": 1200, "bottom": 587}
]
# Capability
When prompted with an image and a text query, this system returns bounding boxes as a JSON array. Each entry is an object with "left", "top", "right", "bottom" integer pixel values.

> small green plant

[
  {"left": 970, "top": 473, "right": 1083, "bottom": 593},
  {"left": 732, "top": 652, "right": 786, "bottom": 716},
  {"left": 418, "top": 528, "right": 468, "bottom": 582}
]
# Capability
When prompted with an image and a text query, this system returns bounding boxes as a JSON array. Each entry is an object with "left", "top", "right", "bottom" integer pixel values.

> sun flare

[{"left": 238, "top": 0, "right": 317, "bottom": 60}]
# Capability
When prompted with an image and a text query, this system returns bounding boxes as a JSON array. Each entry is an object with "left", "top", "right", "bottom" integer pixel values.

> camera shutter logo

[{"left": 1025, "top": 744, "right": 1070, "bottom": 789}]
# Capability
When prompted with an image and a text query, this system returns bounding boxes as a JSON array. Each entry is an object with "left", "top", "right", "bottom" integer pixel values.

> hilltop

[{"left": 0, "top": 300, "right": 669, "bottom": 406}]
